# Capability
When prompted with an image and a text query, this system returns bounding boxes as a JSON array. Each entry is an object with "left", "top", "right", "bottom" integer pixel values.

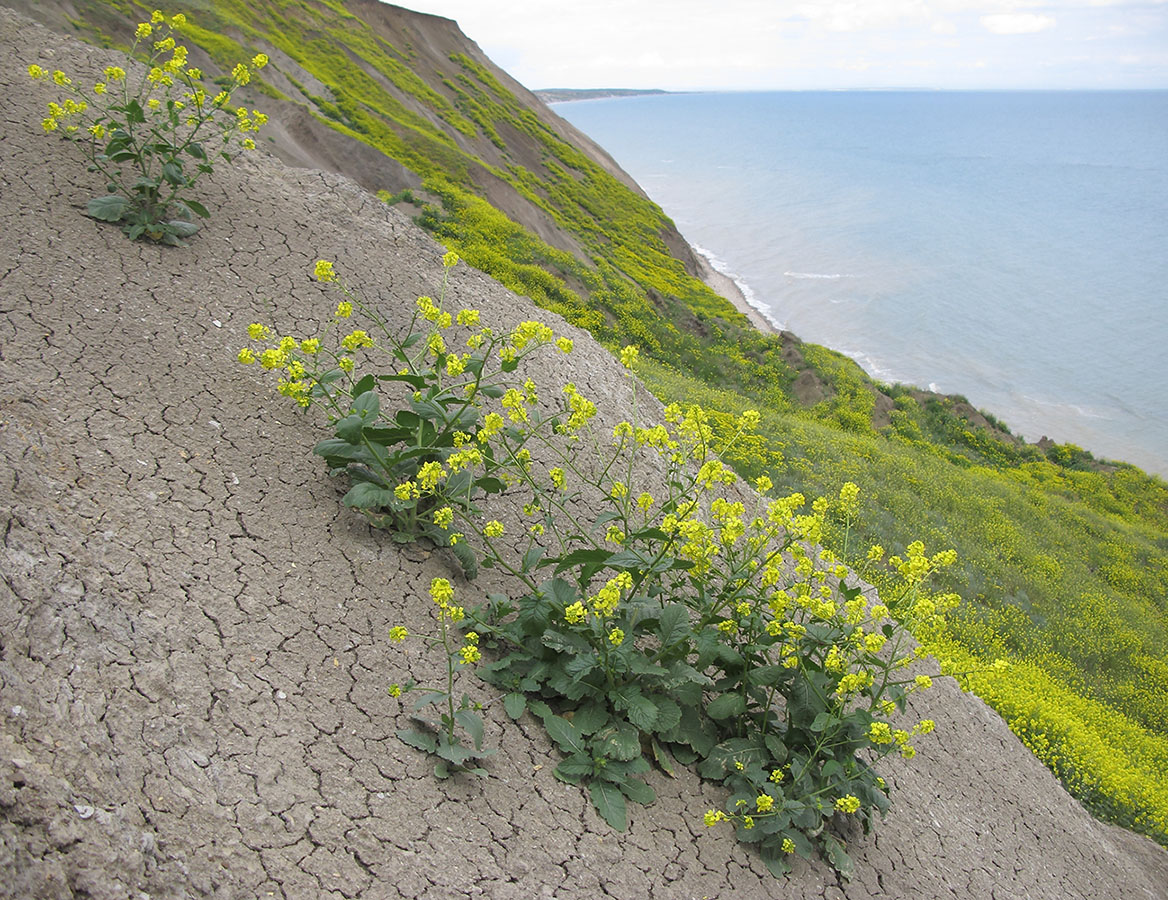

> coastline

[{"left": 692, "top": 246, "right": 780, "bottom": 336}]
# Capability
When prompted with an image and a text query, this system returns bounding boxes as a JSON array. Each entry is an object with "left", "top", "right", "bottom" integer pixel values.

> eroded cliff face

[{"left": 4, "top": 0, "right": 704, "bottom": 278}]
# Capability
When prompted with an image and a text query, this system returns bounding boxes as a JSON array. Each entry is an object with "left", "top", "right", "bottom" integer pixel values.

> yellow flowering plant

[
  {"left": 28, "top": 10, "right": 267, "bottom": 245},
  {"left": 240, "top": 254, "right": 572, "bottom": 577},
  {"left": 390, "top": 578, "right": 493, "bottom": 778},
  {"left": 248, "top": 263, "right": 950, "bottom": 876},
  {"left": 443, "top": 361, "right": 952, "bottom": 877}
]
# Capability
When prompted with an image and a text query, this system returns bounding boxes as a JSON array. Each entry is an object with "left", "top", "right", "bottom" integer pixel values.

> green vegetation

[{"left": 68, "top": 0, "right": 1168, "bottom": 847}]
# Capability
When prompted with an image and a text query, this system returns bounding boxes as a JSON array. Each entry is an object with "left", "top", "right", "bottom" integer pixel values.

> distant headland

[{"left": 535, "top": 88, "right": 672, "bottom": 103}]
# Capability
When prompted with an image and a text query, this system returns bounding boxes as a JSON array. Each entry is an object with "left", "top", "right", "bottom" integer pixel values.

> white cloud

[{"left": 980, "top": 13, "right": 1058, "bottom": 34}]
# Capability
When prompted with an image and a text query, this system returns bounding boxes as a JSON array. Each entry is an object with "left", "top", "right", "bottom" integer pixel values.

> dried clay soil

[{"left": 2, "top": 9, "right": 1167, "bottom": 899}]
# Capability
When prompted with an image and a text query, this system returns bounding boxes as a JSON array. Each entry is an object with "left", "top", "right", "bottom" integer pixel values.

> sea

[{"left": 553, "top": 91, "right": 1168, "bottom": 478}]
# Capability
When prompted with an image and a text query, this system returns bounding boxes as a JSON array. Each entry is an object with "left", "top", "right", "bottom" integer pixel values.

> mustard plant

[
  {"left": 247, "top": 259, "right": 950, "bottom": 877},
  {"left": 28, "top": 9, "right": 267, "bottom": 245},
  {"left": 449, "top": 360, "right": 950, "bottom": 877},
  {"left": 389, "top": 578, "right": 493, "bottom": 778},
  {"left": 239, "top": 254, "right": 574, "bottom": 577}
]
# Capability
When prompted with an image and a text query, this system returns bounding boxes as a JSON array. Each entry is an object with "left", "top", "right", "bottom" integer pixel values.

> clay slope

[{"left": 1, "top": 9, "right": 1166, "bottom": 900}]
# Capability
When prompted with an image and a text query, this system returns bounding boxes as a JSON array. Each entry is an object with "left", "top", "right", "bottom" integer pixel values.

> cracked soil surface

[{"left": 2, "top": 8, "right": 1167, "bottom": 899}]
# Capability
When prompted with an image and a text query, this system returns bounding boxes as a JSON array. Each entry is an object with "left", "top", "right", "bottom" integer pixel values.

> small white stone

[
  {"left": 277, "top": 690, "right": 287, "bottom": 699},
  {"left": 74, "top": 804, "right": 95, "bottom": 819}
]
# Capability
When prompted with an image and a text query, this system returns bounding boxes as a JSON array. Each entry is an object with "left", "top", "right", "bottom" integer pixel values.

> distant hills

[{"left": 535, "top": 88, "right": 672, "bottom": 103}]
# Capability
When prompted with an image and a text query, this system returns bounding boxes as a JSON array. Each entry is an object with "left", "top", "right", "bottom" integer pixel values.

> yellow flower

[
  {"left": 151, "top": 9, "right": 165, "bottom": 23},
  {"left": 459, "top": 644, "right": 481, "bottom": 664},
  {"left": 52, "top": 70, "right": 71, "bottom": 86},
  {"left": 556, "top": 336, "right": 573, "bottom": 354},
  {"left": 135, "top": 22, "right": 152, "bottom": 40},
  {"left": 338, "top": 357, "right": 354, "bottom": 373},
  {"left": 442, "top": 249, "right": 459, "bottom": 267},
  {"left": 429, "top": 577, "right": 454, "bottom": 606},
  {"left": 703, "top": 809, "right": 727, "bottom": 827},
  {"left": 755, "top": 794, "right": 774, "bottom": 812},
  {"left": 252, "top": 53, "right": 269, "bottom": 69},
  {"left": 782, "top": 838, "right": 796, "bottom": 854},
  {"left": 914, "top": 674, "right": 933, "bottom": 690},
  {"left": 456, "top": 308, "right": 479, "bottom": 327},
  {"left": 340, "top": 330, "right": 372, "bottom": 351},
  {"left": 314, "top": 259, "right": 336, "bottom": 282},
  {"left": 607, "top": 628, "right": 624, "bottom": 647},
  {"left": 834, "top": 795, "right": 861, "bottom": 814},
  {"left": 27, "top": 64, "right": 47, "bottom": 79},
  {"left": 237, "top": 347, "right": 255, "bottom": 365},
  {"left": 242, "top": 138, "right": 256, "bottom": 150},
  {"left": 433, "top": 507, "right": 453, "bottom": 530},
  {"left": 232, "top": 62, "right": 251, "bottom": 85},
  {"left": 104, "top": 66, "right": 126, "bottom": 81},
  {"left": 868, "top": 721, "right": 893, "bottom": 745},
  {"left": 389, "top": 626, "right": 408, "bottom": 642},
  {"left": 564, "top": 601, "right": 587, "bottom": 624},
  {"left": 483, "top": 520, "right": 504, "bottom": 538},
  {"left": 394, "top": 481, "right": 419, "bottom": 501},
  {"left": 619, "top": 344, "right": 639, "bottom": 369},
  {"left": 418, "top": 462, "right": 446, "bottom": 491}
]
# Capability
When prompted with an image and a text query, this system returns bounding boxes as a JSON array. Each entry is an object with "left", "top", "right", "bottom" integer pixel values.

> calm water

[{"left": 555, "top": 91, "right": 1168, "bottom": 476}]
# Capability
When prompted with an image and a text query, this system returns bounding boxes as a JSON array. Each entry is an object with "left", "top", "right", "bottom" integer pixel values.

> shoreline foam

[{"left": 691, "top": 244, "right": 781, "bottom": 335}]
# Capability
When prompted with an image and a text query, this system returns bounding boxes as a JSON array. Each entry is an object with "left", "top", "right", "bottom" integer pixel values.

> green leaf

[
  {"left": 503, "top": 692, "right": 526, "bottom": 720},
  {"left": 747, "top": 665, "right": 788, "bottom": 689},
  {"left": 86, "top": 195, "right": 130, "bottom": 223},
  {"left": 342, "top": 482, "right": 394, "bottom": 509},
  {"left": 563, "top": 653, "right": 598, "bottom": 683},
  {"left": 186, "top": 141, "right": 206, "bottom": 160},
  {"left": 335, "top": 414, "right": 365, "bottom": 444},
  {"left": 436, "top": 741, "right": 473, "bottom": 766},
  {"left": 450, "top": 540, "right": 478, "bottom": 580},
  {"left": 652, "top": 698, "right": 682, "bottom": 733},
  {"left": 570, "top": 702, "right": 609, "bottom": 735},
  {"left": 823, "top": 834, "right": 854, "bottom": 881},
  {"left": 615, "top": 688, "right": 658, "bottom": 732},
  {"left": 554, "top": 548, "right": 612, "bottom": 572},
  {"left": 353, "top": 373, "right": 376, "bottom": 396},
  {"left": 594, "top": 722, "right": 641, "bottom": 761},
  {"left": 619, "top": 779, "right": 657, "bottom": 806},
  {"left": 542, "top": 714, "right": 586, "bottom": 755},
  {"left": 697, "top": 738, "right": 767, "bottom": 779},
  {"left": 161, "top": 160, "right": 185, "bottom": 186},
  {"left": 182, "top": 196, "right": 210, "bottom": 217},
  {"left": 654, "top": 604, "right": 691, "bottom": 649},
  {"left": 651, "top": 738, "right": 677, "bottom": 777},
  {"left": 396, "top": 729, "right": 437, "bottom": 754},
  {"left": 553, "top": 754, "right": 594, "bottom": 783},
  {"left": 353, "top": 390, "right": 380, "bottom": 417},
  {"left": 706, "top": 692, "right": 747, "bottom": 720},
  {"left": 589, "top": 780, "right": 627, "bottom": 831},
  {"left": 165, "top": 220, "right": 199, "bottom": 238},
  {"left": 810, "top": 711, "right": 835, "bottom": 733},
  {"left": 454, "top": 709, "right": 485, "bottom": 750},
  {"left": 521, "top": 546, "right": 545, "bottom": 573}
]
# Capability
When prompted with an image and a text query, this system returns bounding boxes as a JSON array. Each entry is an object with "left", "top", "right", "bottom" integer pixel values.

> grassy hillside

[{"left": 42, "top": 0, "right": 1168, "bottom": 845}]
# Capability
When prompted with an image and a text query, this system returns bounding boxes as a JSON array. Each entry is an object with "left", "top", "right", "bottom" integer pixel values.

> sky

[{"left": 396, "top": 1, "right": 1168, "bottom": 90}]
